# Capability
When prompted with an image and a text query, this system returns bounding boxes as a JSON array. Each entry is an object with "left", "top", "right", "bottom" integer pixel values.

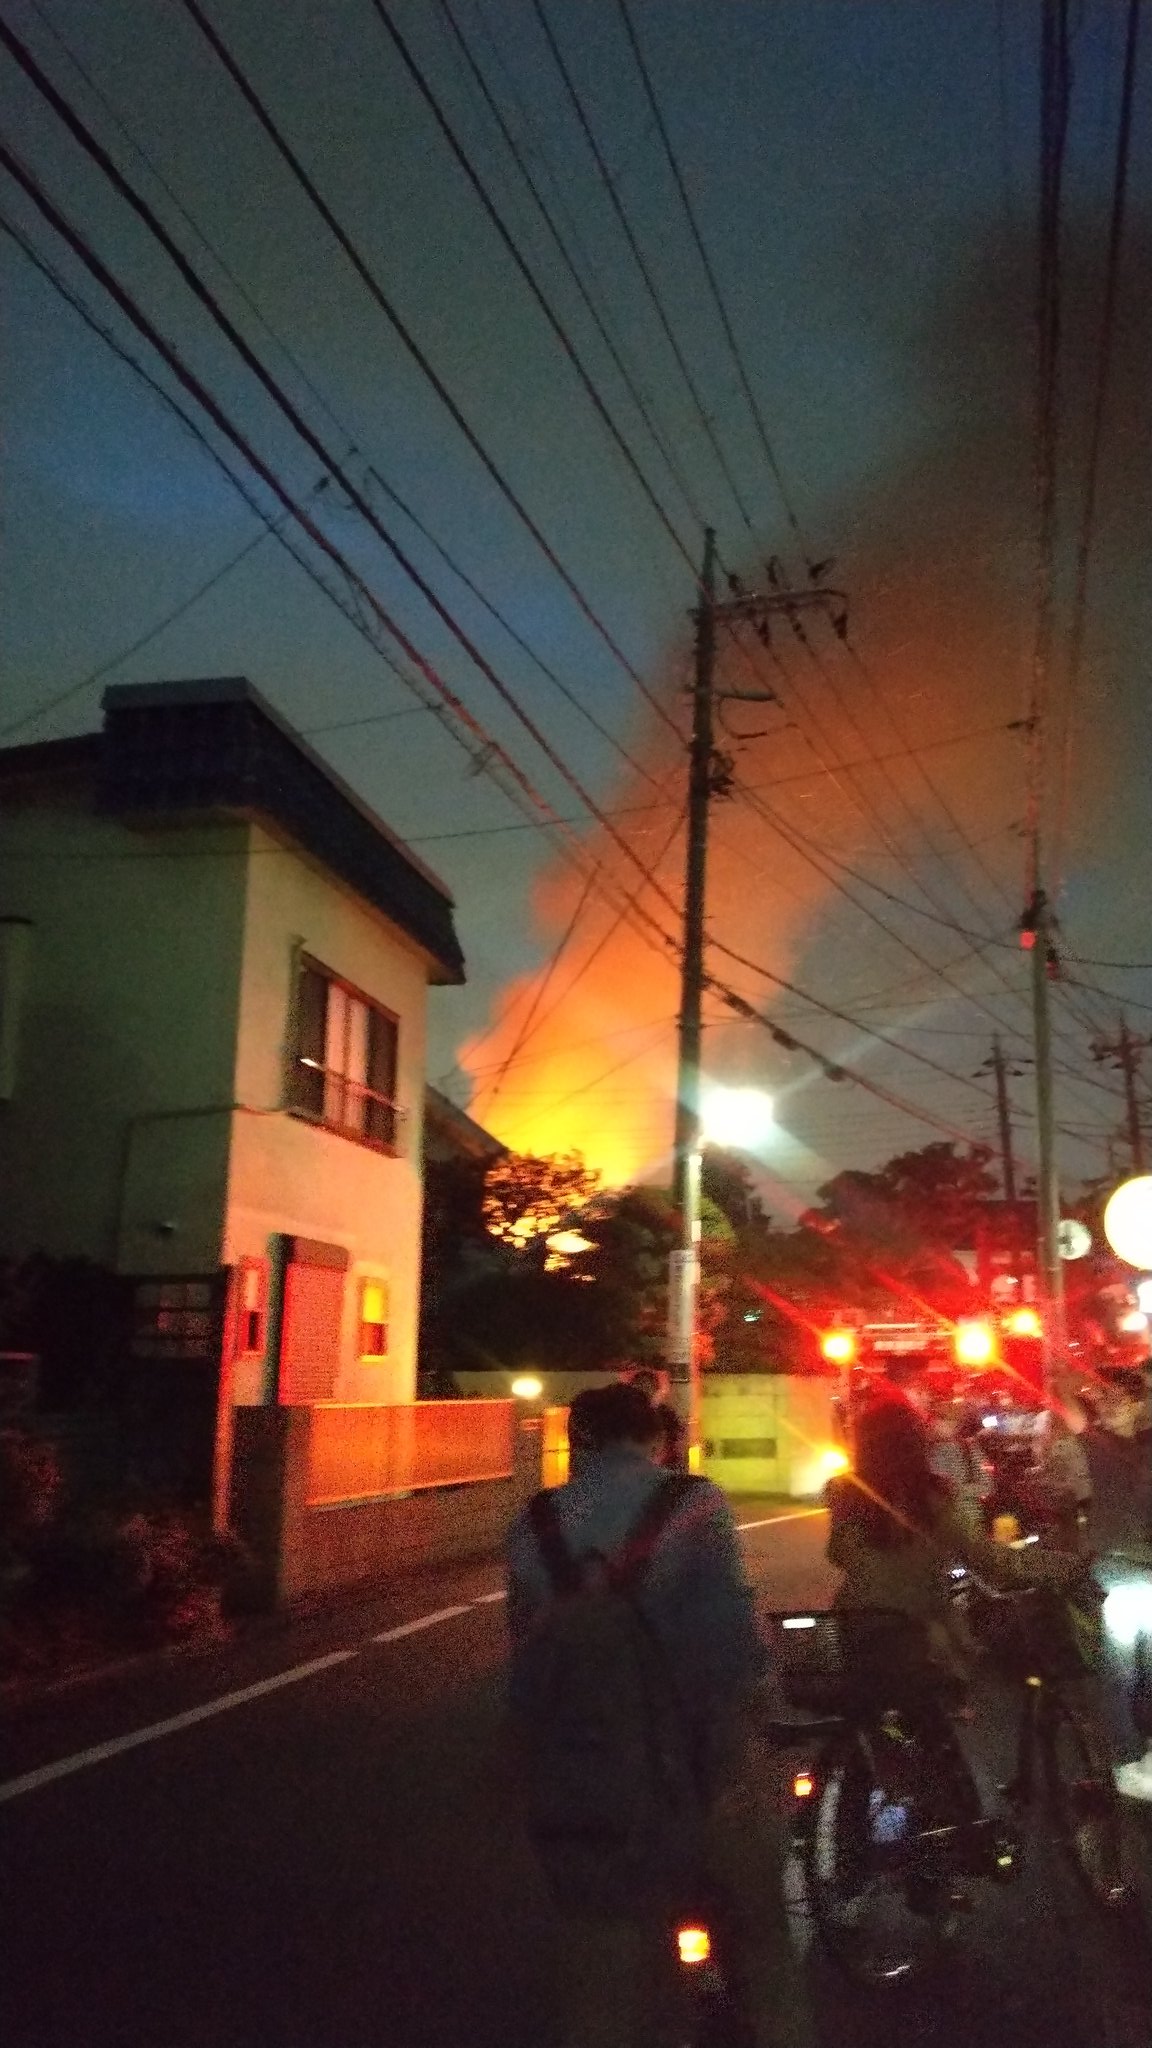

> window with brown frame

[{"left": 287, "top": 959, "right": 400, "bottom": 1151}]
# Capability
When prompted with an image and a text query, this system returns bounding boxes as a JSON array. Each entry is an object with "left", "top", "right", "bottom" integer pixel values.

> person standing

[
  {"left": 506, "top": 1382, "right": 813, "bottom": 2048},
  {"left": 625, "top": 1365, "right": 689, "bottom": 1471},
  {"left": 1078, "top": 1368, "right": 1152, "bottom": 1800}
]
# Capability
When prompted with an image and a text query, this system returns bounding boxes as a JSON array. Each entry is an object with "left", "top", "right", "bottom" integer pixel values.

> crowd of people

[{"left": 502, "top": 1356, "right": 1151, "bottom": 2046}]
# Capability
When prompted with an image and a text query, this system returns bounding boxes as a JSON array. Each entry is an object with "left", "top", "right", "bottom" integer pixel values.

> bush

[
  {"left": 109, "top": 1512, "right": 247, "bottom": 1646},
  {"left": 1, "top": 1424, "right": 253, "bottom": 1683}
]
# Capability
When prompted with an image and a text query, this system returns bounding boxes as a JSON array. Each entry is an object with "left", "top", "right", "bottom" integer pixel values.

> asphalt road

[{"left": 2, "top": 1504, "right": 1149, "bottom": 2048}]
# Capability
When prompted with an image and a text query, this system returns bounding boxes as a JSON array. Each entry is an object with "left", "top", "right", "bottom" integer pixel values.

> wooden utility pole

[
  {"left": 667, "top": 527, "right": 717, "bottom": 1448},
  {"left": 1091, "top": 1016, "right": 1148, "bottom": 1175},
  {"left": 1025, "top": 888, "right": 1065, "bottom": 1398},
  {"left": 667, "top": 539, "right": 846, "bottom": 1446},
  {"left": 989, "top": 1034, "right": 1019, "bottom": 1205}
]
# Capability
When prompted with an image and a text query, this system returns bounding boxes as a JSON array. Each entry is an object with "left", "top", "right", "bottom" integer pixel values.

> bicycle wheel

[
  {"left": 802, "top": 1728, "right": 959, "bottom": 1986},
  {"left": 1043, "top": 1699, "right": 1129, "bottom": 1912}
]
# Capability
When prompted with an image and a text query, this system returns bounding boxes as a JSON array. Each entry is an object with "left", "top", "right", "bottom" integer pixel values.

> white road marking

[
  {"left": 736, "top": 1507, "right": 826, "bottom": 1532},
  {"left": 0, "top": 1650, "right": 356, "bottom": 1806},
  {"left": 1, "top": 1517, "right": 817, "bottom": 1806},
  {"left": 371, "top": 1603, "right": 471, "bottom": 1642}
]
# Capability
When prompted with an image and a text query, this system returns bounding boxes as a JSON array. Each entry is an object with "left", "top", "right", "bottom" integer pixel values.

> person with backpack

[
  {"left": 506, "top": 1381, "right": 813, "bottom": 2048},
  {"left": 624, "top": 1365, "right": 689, "bottom": 1471}
]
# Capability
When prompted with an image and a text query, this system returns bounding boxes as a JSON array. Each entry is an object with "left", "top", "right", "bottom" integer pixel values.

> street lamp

[
  {"left": 1104, "top": 1176, "right": 1152, "bottom": 1270},
  {"left": 667, "top": 1084, "right": 774, "bottom": 1455},
  {"left": 701, "top": 1085, "right": 776, "bottom": 1149}
]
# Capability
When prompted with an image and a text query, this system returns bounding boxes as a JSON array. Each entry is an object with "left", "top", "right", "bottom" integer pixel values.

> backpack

[{"left": 516, "top": 1474, "right": 706, "bottom": 1913}]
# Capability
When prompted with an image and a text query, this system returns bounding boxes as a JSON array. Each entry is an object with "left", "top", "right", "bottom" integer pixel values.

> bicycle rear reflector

[{"left": 677, "top": 1926, "right": 712, "bottom": 1966}]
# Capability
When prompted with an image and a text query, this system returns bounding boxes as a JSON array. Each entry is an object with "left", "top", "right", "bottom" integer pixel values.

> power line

[
  {"left": 26, "top": 0, "right": 664, "bottom": 792},
  {"left": 172, "top": 0, "right": 682, "bottom": 738},
  {"left": 483, "top": 799, "right": 689, "bottom": 1089},
  {"left": 366, "top": 0, "right": 709, "bottom": 587},
  {"left": 0, "top": 489, "right": 276, "bottom": 739},
  {"left": 0, "top": 141, "right": 613, "bottom": 873},
  {"left": 1026, "top": 0, "right": 1072, "bottom": 903},
  {"left": 3, "top": 65, "right": 1093, "bottom": 1149},
  {"left": 525, "top": 0, "right": 759, "bottom": 541},
  {"left": 1051, "top": 0, "right": 1141, "bottom": 894},
  {"left": 22, "top": 0, "right": 359, "bottom": 457},
  {"left": 433, "top": 0, "right": 710, "bottom": 539},
  {"left": 764, "top": 614, "right": 1114, "bottom": 1072},
  {"left": 0, "top": 24, "right": 687, "bottom": 906},
  {"left": 612, "top": 0, "right": 806, "bottom": 552},
  {"left": 481, "top": 865, "right": 602, "bottom": 1107}
]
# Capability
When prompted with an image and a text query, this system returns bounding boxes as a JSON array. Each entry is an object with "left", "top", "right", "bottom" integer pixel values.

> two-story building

[{"left": 0, "top": 677, "right": 464, "bottom": 1511}]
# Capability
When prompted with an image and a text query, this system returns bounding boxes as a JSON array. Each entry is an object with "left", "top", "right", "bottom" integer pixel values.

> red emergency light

[
  {"left": 954, "top": 1318, "right": 996, "bottom": 1367},
  {"left": 821, "top": 1327, "right": 857, "bottom": 1366},
  {"left": 1005, "top": 1306, "right": 1042, "bottom": 1339}
]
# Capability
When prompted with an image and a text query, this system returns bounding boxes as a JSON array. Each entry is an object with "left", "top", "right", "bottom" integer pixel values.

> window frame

[
  {"left": 287, "top": 955, "right": 401, "bottom": 1155},
  {"left": 358, "top": 1275, "right": 390, "bottom": 1360}
]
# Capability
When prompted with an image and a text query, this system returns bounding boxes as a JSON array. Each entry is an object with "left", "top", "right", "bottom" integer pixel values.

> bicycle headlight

[{"left": 1103, "top": 1581, "right": 1152, "bottom": 1649}]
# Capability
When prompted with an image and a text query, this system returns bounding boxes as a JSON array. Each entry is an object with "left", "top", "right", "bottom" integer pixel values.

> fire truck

[{"left": 819, "top": 1303, "right": 1046, "bottom": 1411}]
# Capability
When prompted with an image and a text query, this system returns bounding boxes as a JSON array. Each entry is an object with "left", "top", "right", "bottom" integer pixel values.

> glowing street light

[
  {"left": 1104, "top": 1176, "right": 1152, "bottom": 1270},
  {"left": 700, "top": 1085, "right": 775, "bottom": 1149}
]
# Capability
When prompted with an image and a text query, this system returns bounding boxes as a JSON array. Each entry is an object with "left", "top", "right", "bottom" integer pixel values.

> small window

[
  {"left": 237, "top": 1261, "right": 266, "bottom": 1355},
  {"left": 359, "top": 1278, "right": 389, "bottom": 1358},
  {"left": 287, "top": 959, "right": 400, "bottom": 1151}
]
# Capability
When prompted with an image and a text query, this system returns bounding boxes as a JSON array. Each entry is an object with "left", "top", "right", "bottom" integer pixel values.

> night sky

[{"left": 3, "top": 0, "right": 1150, "bottom": 1204}]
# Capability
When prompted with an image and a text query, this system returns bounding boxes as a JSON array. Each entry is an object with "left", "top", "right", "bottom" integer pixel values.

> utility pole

[
  {"left": 1023, "top": 888, "right": 1065, "bottom": 1400},
  {"left": 667, "top": 535, "right": 846, "bottom": 1448},
  {"left": 1091, "top": 1016, "right": 1149, "bottom": 1175},
  {"left": 982, "top": 1034, "right": 1019, "bottom": 1204},
  {"left": 667, "top": 527, "right": 717, "bottom": 1449},
  {"left": 978, "top": 1034, "right": 1021, "bottom": 1289}
]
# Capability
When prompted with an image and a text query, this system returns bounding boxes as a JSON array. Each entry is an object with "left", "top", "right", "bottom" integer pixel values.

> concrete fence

[
  {"left": 231, "top": 1401, "right": 540, "bottom": 1607},
  {"left": 228, "top": 1374, "right": 842, "bottom": 1609}
]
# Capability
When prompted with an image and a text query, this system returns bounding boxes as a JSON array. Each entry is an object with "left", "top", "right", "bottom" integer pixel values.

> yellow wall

[
  {"left": 701, "top": 1375, "right": 840, "bottom": 1496},
  {"left": 452, "top": 1371, "right": 841, "bottom": 1498}
]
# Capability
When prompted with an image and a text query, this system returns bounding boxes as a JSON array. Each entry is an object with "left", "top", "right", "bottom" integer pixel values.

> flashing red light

[
  {"left": 793, "top": 1771, "right": 815, "bottom": 1800},
  {"left": 1006, "top": 1306, "right": 1043, "bottom": 1339},
  {"left": 954, "top": 1319, "right": 996, "bottom": 1367},
  {"left": 821, "top": 1327, "right": 857, "bottom": 1366}
]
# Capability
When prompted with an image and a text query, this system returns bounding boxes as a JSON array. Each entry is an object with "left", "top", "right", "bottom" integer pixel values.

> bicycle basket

[
  {"left": 766, "top": 1612, "right": 843, "bottom": 1711},
  {"left": 766, "top": 1610, "right": 934, "bottom": 1713}
]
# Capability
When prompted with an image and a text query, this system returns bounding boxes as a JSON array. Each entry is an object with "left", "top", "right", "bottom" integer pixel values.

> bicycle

[{"left": 766, "top": 1582, "right": 1130, "bottom": 1987}]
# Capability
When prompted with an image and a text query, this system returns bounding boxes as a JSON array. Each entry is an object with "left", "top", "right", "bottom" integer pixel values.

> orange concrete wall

[{"left": 231, "top": 1405, "right": 541, "bottom": 1607}]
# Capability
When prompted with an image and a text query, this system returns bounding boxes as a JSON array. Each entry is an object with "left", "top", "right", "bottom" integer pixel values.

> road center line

[
  {"left": 372, "top": 1603, "right": 471, "bottom": 1642},
  {"left": 737, "top": 1508, "right": 826, "bottom": 1532},
  {"left": 1, "top": 1527, "right": 811, "bottom": 1806},
  {"left": 0, "top": 1650, "right": 357, "bottom": 1806}
]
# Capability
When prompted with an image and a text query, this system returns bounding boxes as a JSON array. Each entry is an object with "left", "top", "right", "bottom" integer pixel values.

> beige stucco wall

[
  {"left": 1, "top": 790, "right": 439, "bottom": 1411},
  {"left": 223, "top": 820, "right": 431, "bottom": 1407},
  {"left": 0, "top": 789, "right": 246, "bottom": 1272}
]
